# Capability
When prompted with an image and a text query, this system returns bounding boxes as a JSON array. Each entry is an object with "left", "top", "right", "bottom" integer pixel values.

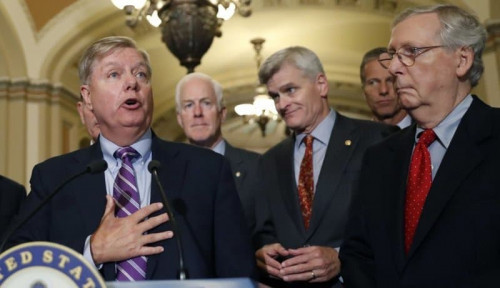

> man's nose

[
  {"left": 275, "top": 95, "right": 288, "bottom": 111},
  {"left": 388, "top": 55, "right": 404, "bottom": 76},
  {"left": 193, "top": 103, "right": 203, "bottom": 116},
  {"left": 125, "top": 73, "right": 139, "bottom": 91},
  {"left": 379, "top": 81, "right": 389, "bottom": 96}
]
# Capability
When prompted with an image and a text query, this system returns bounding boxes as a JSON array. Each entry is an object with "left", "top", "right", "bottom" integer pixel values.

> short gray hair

[
  {"left": 393, "top": 4, "right": 486, "bottom": 87},
  {"left": 78, "top": 36, "right": 152, "bottom": 85},
  {"left": 175, "top": 72, "right": 224, "bottom": 113},
  {"left": 258, "top": 46, "right": 325, "bottom": 85}
]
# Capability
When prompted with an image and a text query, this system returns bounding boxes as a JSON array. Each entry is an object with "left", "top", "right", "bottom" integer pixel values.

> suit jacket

[
  {"left": 8, "top": 133, "right": 255, "bottom": 280},
  {"left": 224, "top": 141, "right": 260, "bottom": 231},
  {"left": 253, "top": 113, "right": 395, "bottom": 288},
  {"left": 0, "top": 176, "right": 26, "bottom": 240},
  {"left": 340, "top": 96, "right": 500, "bottom": 287}
]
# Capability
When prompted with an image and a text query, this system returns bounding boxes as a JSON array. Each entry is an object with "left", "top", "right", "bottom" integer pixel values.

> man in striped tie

[{"left": 8, "top": 36, "right": 255, "bottom": 281}]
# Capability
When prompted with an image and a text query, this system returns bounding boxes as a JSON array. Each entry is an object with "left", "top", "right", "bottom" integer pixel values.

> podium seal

[{"left": 0, "top": 241, "right": 106, "bottom": 288}]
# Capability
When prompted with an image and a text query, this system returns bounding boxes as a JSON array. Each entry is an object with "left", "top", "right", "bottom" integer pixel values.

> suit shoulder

[
  {"left": 0, "top": 175, "right": 26, "bottom": 195},
  {"left": 228, "top": 146, "right": 260, "bottom": 159},
  {"left": 338, "top": 115, "right": 399, "bottom": 142},
  {"left": 33, "top": 147, "right": 92, "bottom": 171},
  {"left": 347, "top": 116, "right": 397, "bottom": 132},
  {"left": 263, "top": 136, "right": 293, "bottom": 158},
  {"left": 159, "top": 139, "right": 225, "bottom": 162}
]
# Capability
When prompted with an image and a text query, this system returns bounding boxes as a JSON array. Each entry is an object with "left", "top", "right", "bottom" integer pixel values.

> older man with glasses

[{"left": 340, "top": 4, "right": 500, "bottom": 287}]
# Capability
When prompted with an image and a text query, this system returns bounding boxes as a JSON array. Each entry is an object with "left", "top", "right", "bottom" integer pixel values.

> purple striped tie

[{"left": 113, "top": 147, "right": 147, "bottom": 281}]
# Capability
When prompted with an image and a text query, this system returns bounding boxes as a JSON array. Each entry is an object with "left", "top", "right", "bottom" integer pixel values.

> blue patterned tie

[{"left": 113, "top": 147, "right": 147, "bottom": 281}]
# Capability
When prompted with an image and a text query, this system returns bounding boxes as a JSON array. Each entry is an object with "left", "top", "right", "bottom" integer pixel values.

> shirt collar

[
  {"left": 397, "top": 114, "right": 413, "bottom": 129},
  {"left": 415, "top": 94, "right": 472, "bottom": 148},
  {"left": 295, "top": 109, "right": 336, "bottom": 148},
  {"left": 212, "top": 139, "right": 226, "bottom": 156},
  {"left": 100, "top": 129, "right": 153, "bottom": 164}
]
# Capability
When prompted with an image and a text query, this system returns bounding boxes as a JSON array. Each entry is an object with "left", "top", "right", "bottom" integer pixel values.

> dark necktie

[
  {"left": 404, "top": 129, "right": 437, "bottom": 254},
  {"left": 113, "top": 146, "right": 147, "bottom": 281},
  {"left": 298, "top": 135, "right": 314, "bottom": 230}
]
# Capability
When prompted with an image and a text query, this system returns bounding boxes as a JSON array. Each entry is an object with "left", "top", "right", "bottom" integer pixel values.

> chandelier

[
  {"left": 111, "top": 0, "right": 251, "bottom": 73},
  {"left": 234, "top": 38, "right": 280, "bottom": 137}
]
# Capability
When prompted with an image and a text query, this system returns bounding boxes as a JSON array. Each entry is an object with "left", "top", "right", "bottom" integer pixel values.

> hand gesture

[
  {"left": 90, "top": 195, "right": 173, "bottom": 264},
  {"left": 255, "top": 243, "right": 290, "bottom": 279},
  {"left": 280, "top": 245, "right": 340, "bottom": 283}
]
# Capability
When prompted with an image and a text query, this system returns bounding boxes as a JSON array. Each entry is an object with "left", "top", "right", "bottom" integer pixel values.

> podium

[
  {"left": 106, "top": 278, "right": 259, "bottom": 288},
  {"left": 0, "top": 242, "right": 265, "bottom": 288}
]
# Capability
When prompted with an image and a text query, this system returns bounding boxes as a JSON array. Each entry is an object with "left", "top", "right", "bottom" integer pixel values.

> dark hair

[{"left": 360, "top": 47, "right": 387, "bottom": 85}]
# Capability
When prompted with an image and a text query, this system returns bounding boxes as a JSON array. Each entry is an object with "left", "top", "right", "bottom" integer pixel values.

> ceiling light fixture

[
  {"left": 235, "top": 38, "right": 280, "bottom": 137},
  {"left": 111, "top": 0, "right": 251, "bottom": 73}
]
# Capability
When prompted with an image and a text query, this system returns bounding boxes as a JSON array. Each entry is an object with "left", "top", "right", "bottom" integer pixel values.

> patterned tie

[
  {"left": 404, "top": 129, "right": 437, "bottom": 254},
  {"left": 113, "top": 147, "right": 147, "bottom": 281},
  {"left": 298, "top": 135, "right": 314, "bottom": 230}
]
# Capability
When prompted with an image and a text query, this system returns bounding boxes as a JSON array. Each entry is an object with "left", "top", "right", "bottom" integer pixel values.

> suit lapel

[
  {"left": 307, "top": 115, "right": 357, "bottom": 237},
  {"left": 387, "top": 126, "right": 417, "bottom": 272},
  {"left": 146, "top": 136, "right": 186, "bottom": 279},
  {"left": 275, "top": 137, "right": 305, "bottom": 234},
  {"left": 406, "top": 98, "right": 490, "bottom": 260},
  {"left": 73, "top": 142, "right": 107, "bottom": 235},
  {"left": 224, "top": 143, "right": 244, "bottom": 188},
  {"left": 70, "top": 142, "right": 115, "bottom": 279}
]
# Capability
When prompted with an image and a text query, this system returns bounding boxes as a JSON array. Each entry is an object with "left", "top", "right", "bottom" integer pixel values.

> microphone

[
  {"left": 148, "top": 160, "right": 188, "bottom": 280},
  {"left": 0, "top": 159, "right": 108, "bottom": 253}
]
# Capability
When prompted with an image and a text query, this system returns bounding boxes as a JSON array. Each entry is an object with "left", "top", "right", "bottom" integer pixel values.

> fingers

[
  {"left": 137, "top": 211, "right": 169, "bottom": 232},
  {"left": 131, "top": 202, "right": 165, "bottom": 223},
  {"left": 136, "top": 231, "right": 174, "bottom": 256},
  {"left": 280, "top": 246, "right": 340, "bottom": 283},
  {"left": 103, "top": 194, "right": 115, "bottom": 217},
  {"left": 282, "top": 269, "right": 317, "bottom": 282},
  {"left": 91, "top": 198, "right": 173, "bottom": 264},
  {"left": 256, "top": 243, "right": 287, "bottom": 279},
  {"left": 140, "top": 229, "right": 174, "bottom": 246}
]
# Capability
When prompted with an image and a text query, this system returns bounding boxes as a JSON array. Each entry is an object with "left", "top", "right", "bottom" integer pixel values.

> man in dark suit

[
  {"left": 253, "top": 46, "right": 394, "bottom": 287},
  {"left": 175, "top": 72, "right": 260, "bottom": 231},
  {"left": 340, "top": 5, "right": 500, "bottom": 287},
  {"left": 8, "top": 36, "right": 255, "bottom": 281},
  {"left": 0, "top": 175, "right": 26, "bottom": 239}
]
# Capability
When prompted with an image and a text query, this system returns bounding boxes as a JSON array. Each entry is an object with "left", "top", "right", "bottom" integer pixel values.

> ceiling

[{"left": 0, "top": 0, "right": 488, "bottom": 152}]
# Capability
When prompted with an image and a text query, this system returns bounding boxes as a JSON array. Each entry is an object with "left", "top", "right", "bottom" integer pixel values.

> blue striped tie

[{"left": 113, "top": 147, "right": 147, "bottom": 281}]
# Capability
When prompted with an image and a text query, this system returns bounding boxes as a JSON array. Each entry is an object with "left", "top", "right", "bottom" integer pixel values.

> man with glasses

[{"left": 340, "top": 4, "right": 500, "bottom": 287}]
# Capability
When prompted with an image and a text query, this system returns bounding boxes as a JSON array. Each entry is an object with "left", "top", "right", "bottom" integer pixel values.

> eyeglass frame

[{"left": 378, "top": 45, "right": 445, "bottom": 69}]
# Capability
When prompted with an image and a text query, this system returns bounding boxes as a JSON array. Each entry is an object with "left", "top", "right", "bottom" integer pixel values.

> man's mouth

[
  {"left": 123, "top": 98, "right": 140, "bottom": 109},
  {"left": 125, "top": 99, "right": 137, "bottom": 105}
]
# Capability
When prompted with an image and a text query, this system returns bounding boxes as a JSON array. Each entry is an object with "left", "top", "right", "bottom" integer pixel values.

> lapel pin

[
  {"left": 345, "top": 140, "right": 352, "bottom": 146},
  {"left": 235, "top": 171, "right": 241, "bottom": 178}
]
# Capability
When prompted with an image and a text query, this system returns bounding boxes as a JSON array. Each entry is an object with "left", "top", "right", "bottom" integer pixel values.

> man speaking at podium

[{"left": 7, "top": 36, "right": 255, "bottom": 281}]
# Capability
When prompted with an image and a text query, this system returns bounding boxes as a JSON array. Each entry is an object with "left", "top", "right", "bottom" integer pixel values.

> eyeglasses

[{"left": 378, "top": 45, "right": 445, "bottom": 69}]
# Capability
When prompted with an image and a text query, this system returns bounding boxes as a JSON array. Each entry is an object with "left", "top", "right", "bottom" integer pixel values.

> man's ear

[
  {"left": 316, "top": 73, "right": 329, "bottom": 99},
  {"left": 76, "top": 102, "right": 85, "bottom": 125},
  {"left": 221, "top": 106, "right": 227, "bottom": 123},
  {"left": 176, "top": 112, "right": 184, "bottom": 129},
  {"left": 80, "top": 85, "right": 93, "bottom": 111},
  {"left": 456, "top": 46, "right": 474, "bottom": 78}
]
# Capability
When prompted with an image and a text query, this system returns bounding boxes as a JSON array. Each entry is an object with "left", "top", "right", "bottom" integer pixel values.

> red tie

[
  {"left": 404, "top": 129, "right": 436, "bottom": 254},
  {"left": 298, "top": 135, "right": 314, "bottom": 230}
]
